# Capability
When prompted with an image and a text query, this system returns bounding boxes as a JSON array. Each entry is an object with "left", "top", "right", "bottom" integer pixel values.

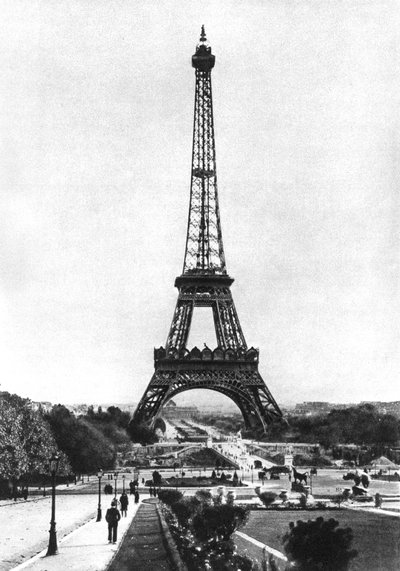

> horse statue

[{"left": 292, "top": 467, "right": 309, "bottom": 485}]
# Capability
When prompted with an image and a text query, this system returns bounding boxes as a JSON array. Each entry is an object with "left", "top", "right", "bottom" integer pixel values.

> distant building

[
  {"left": 31, "top": 401, "right": 53, "bottom": 413},
  {"left": 162, "top": 399, "right": 198, "bottom": 420},
  {"left": 253, "top": 442, "right": 320, "bottom": 456},
  {"left": 293, "top": 402, "right": 352, "bottom": 416}
]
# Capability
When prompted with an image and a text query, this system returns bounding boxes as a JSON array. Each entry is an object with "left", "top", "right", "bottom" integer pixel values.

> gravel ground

[{"left": 0, "top": 494, "right": 99, "bottom": 570}]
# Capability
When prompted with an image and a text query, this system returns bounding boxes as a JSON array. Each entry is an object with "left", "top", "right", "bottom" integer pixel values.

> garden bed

[
  {"left": 146, "top": 476, "right": 245, "bottom": 488},
  {"left": 236, "top": 508, "right": 400, "bottom": 571}
]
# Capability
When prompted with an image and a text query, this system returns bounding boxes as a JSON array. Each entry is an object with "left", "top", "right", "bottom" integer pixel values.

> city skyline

[{"left": 1, "top": 1, "right": 399, "bottom": 407}]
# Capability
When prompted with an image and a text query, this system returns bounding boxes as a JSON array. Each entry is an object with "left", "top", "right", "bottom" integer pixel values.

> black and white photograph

[{"left": 1, "top": 1, "right": 399, "bottom": 570}]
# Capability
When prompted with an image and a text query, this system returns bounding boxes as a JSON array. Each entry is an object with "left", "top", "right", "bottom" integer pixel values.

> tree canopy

[
  {"left": 0, "top": 392, "right": 70, "bottom": 481},
  {"left": 46, "top": 405, "right": 116, "bottom": 473},
  {"left": 261, "top": 404, "right": 400, "bottom": 449}
]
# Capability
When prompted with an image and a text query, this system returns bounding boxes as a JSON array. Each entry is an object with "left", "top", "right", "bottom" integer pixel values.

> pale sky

[{"left": 1, "top": 0, "right": 399, "bottom": 407}]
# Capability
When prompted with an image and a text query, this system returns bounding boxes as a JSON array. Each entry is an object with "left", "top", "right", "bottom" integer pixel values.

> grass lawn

[{"left": 236, "top": 509, "right": 400, "bottom": 571}]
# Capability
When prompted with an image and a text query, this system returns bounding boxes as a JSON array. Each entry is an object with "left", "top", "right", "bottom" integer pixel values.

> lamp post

[
  {"left": 122, "top": 475, "right": 126, "bottom": 493},
  {"left": 46, "top": 454, "right": 60, "bottom": 556},
  {"left": 96, "top": 470, "right": 103, "bottom": 522},
  {"left": 114, "top": 472, "right": 118, "bottom": 499}
]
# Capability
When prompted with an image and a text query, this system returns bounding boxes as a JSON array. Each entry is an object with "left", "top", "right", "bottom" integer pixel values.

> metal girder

[
  {"left": 165, "top": 283, "right": 246, "bottom": 351},
  {"left": 183, "top": 53, "right": 225, "bottom": 274},
  {"left": 132, "top": 366, "right": 282, "bottom": 431}
]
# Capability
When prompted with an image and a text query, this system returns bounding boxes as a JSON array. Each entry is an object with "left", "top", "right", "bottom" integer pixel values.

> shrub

[
  {"left": 258, "top": 491, "right": 278, "bottom": 507},
  {"left": 159, "top": 486, "right": 254, "bottom": 570},
  {"left": 157, "top": 489, "right": 183, "bottom": 506},
  {"left": 195, "top": 489, "right": 213, "bottom": 504},
  {"left": 170, "top": 499, "right": 192, "bottom": 527},
  {"left": 192, "top": 504, "right": 249, "bottom": 542},
  {"left": 283, "top": 517, "right": 358, "bottom": 571}
]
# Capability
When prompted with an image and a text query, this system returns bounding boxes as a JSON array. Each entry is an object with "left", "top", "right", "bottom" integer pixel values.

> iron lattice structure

[{"left": 132, "top": 28, "right": 282, "bottom": 433}]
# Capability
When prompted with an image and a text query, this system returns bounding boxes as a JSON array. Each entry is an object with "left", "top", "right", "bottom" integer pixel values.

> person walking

[
  {"left": 134, "top": 489, "right": 140, "bottom": 504},
  {"left": 120, "top": 492, "right": 129, "bottom": 517},
  {"left": 105, "top": 500, "right": 121, "bottom": 544}
]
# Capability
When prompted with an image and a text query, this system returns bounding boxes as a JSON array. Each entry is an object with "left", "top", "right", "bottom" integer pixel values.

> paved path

[
  {"left": 11, "top": 503, "right": 140, "bottom": 571},
  {"left": 1, "top": 495, "right": 98, "bottom": 570}
]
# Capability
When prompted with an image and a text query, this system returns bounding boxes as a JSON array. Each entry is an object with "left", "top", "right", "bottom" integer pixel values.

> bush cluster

[
  {"left": 283, "top": 517, "right": 357, "bottom": 570},
  {"left": 159, "top": 488, "right": 254, "bottom": 570}
]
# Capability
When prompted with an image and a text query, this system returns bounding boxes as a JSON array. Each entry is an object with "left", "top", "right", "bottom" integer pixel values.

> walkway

[{"left": 11, "top": 503, "right": 140, "bottom": 571}]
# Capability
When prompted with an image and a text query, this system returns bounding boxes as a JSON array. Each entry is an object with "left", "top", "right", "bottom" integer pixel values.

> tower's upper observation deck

[{"left": 192, "top": 26, "right": 215, "bottom": 71}]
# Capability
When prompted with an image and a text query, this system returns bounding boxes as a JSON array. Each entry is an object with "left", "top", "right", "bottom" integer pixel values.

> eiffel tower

[{"left": 132, "top": 27, "right": 282, "bottom": 433}]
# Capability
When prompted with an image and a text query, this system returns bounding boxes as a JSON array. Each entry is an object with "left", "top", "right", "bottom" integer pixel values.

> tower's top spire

[
  {"left": 192, "top": 26, "right": 215, "bottom": 71},
  {"left": 183, "top": 27, "right": 225, "bottom": 276}
]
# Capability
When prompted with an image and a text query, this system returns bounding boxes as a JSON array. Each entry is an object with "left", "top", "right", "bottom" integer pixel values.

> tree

[
  {"left": 0, "top": 393, "right": 71, "bottom": 498},
  {"left": 46, "top": 405, "right": 115, "bottom": 473},
  {"left": 128, "top": 420, "right": 158, "bottom": 444},
  {"left": 152, "top": 470, "right": 162, "bottom": 486},
  {"left": 154, "top": 417, "right": 166, "bottom": 434},
  {"left": 282, "top": 517, "right": 357, "bottom": 571}
]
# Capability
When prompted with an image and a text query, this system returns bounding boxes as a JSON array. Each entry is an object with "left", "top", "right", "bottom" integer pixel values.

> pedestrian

[
  {"left": 120, "top": 491, "right": 129, "bottom": 516},
  {"left": 105, "top": 500, "right": 121, "bottom": 544},
  {"left": 375, "top": 493, "right": 382, "bottom": 508},
  {"left": 134, "top": 489, "right": 140, "bottom": 504},
  {"left": 129, "top": 481, "right": 134, "bottom": 495}
]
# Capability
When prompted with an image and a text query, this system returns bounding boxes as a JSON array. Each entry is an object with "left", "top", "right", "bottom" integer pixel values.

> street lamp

[
  {"left": 96, "top": 470, "right": 103, "bottom": 522},
  {"left": 46, "top": 453, "right": 60, "bottom": 556},
  {"left": 114, "top": 472, "right": 118, "bottom": 499},
  {"left": 122, "top": 475, "right": 126, "bottom": 493}
]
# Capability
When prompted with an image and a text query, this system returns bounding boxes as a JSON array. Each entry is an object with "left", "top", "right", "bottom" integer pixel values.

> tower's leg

[
  {"left": 166, "top": 300, "right": 194, "bottom": 351},
  {"left": 212, "top": 297, "right": 246, "bottom": 350}
]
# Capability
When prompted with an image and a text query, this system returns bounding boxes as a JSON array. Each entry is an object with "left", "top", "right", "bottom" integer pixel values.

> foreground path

[
  {"left": 0, "top": 495, "right": 97, "bottom": 570},
  {"left": 11, "top": 502, "right": 140, "bottom": 571}
]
